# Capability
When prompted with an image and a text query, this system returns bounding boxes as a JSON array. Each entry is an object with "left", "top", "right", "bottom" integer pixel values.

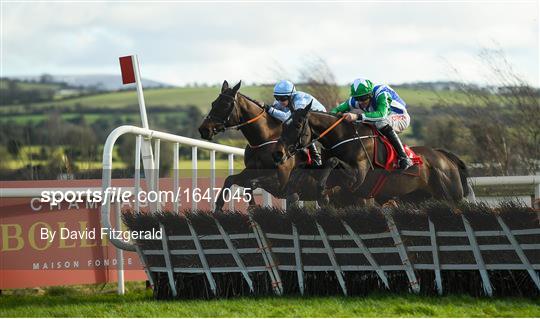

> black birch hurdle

[{"left": 123, "top": 201, "right": 540, "bottom": 299}]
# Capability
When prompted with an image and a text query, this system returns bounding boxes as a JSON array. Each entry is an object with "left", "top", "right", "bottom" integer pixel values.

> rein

[
  {"left": 249, "top": 140, "right": 278, "bottom": 149},
  {"left": 206, "top": 93, "right": 266, "bottom": 132},
  {"left": 314, "top": 114, "right": 346, "bottom": 142},
  {"left": 206, "top": 92, "right": 277, "bottom": 149},
  {"left": 290, "top": 115, "right": 346, "bottom": 153},
  {"left": 282, "top": 113, "right": 377, "bottom": 164},
  {"left": 297, "top": 114, "right": 376, "bottom": 151},
  {"left": 225, "top": 108, "right": 265, "bottom": 130}
]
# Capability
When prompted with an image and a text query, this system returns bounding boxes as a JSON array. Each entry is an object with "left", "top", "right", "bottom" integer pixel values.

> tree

[
  {"left": 39, "top": 74, "right": 54, "bottom": 83},
  {"left": 442, "top": 48, "right": 540, "bottom": 175},
  {"left": 267, "top": 56, "right": 341, "bottom": 110},
  {"left": 7, "top": 139, "right": 20, "bottom": 157},
  {"left": 297, "top": 57, "right": 341, "bottom": 110}
]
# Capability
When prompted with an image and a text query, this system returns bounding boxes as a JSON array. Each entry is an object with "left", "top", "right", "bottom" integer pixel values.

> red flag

[{"left": 119, "top": 55, "right": 136, "bottom": 84}]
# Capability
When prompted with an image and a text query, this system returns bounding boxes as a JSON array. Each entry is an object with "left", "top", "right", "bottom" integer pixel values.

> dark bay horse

[
  {"left": 198, "top": 81, "right": 357, "bottom": 211},
  {"left": 272, "top": 102, "right": 471, "bottom": 204}
]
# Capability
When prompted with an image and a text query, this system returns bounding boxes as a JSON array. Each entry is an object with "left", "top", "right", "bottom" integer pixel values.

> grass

[
  {"left": 0, "top": 80, "right": 63, "bottom": 91},
  {"left": 0, "top": 86, "right": 271, "bottom": 114},
  {"left": 1, "top": 158, "right": 245, "bottom": 173},
  {"left": 0, "top": 84, "right": 474, "bottom": 117},
  {"left": 1, "top": 281, "right": 539, "bottom": 317},
  {"left": 0, "top": 113, "right": 144, "bottom": 125}
]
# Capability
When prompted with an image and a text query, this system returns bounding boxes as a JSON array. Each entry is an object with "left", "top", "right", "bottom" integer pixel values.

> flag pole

[
  {"left": 131, "top": 55, "right": 149, "bottom": 130},
  {"left": 118, "top": 54, "right": 157, "bottom": 208}
]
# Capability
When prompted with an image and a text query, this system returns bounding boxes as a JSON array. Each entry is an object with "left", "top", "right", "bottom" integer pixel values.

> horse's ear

[
  {"left": 232, "top": 80, "right": 242, "bottom": 93},
  {"left": 221, "top": 80, "right": 229, "bottom": 93},
  {"left": 306, "top": 100, "right": 313, "bottom": 112}
]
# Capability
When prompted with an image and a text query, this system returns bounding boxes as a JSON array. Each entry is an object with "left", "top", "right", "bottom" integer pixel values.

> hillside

[
  {"left": 1, "top": 83, "right": 473, "bottom": 121},
  {"left": 9, "top": 74, "right": 172, "bottom": 91}
]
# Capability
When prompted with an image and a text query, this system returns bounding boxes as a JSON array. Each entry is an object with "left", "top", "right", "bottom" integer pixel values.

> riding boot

[
  {"left": 307, "top": 143, "right": 323, "bottom": 167},
  {"left": 379, "top": 125, "right": 413, "bottom": 170}
]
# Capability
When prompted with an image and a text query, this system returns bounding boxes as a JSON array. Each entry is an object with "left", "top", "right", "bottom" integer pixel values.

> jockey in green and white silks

[
  {"left": 266, "top": 80, "right": 326, "bottom": 166},
  {"left": 330, "top": 78, "right": 413, "bottom": 170}
]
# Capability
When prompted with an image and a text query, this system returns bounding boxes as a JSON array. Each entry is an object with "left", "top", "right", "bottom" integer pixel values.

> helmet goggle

[
  {"left": 274, "top": 95, "right": 290, "bottom": 102},
  {"left": 354, "top": 94, "right": 372, "bottom": 103}
]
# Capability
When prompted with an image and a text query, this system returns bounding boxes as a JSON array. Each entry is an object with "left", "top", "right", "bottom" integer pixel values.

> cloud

[{"left": 1, "top": 2, "right": 538, "bottom": 86}]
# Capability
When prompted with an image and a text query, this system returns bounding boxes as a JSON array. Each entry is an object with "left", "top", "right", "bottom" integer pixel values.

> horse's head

[
  {"left": 272, "top": 101, "right": 314, "bottom": 165},
  {"left": 199, "top": 80, "right": 241, "bottom": 140}
]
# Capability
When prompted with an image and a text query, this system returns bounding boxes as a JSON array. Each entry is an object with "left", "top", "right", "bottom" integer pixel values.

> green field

[
  {"left": 0, "top": 84, "right": 474, "bottom": 120},
  {"left": 0, "top": 86, "right": 272, "bottom": 115},
  {"left": 1, "top": 282, "right": 538, "bottom": 317},
  {"left": 0, "top": 81, "right": 63, "bottom": 91}
]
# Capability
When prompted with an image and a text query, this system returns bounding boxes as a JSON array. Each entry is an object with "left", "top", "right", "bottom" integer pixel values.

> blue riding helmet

[{"left": 273, "top": 80, "right": 296, "bottom": 96}]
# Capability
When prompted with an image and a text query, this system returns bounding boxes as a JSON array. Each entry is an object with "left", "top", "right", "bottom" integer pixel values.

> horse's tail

[{"left": 435, "top": 148, "right": 470, "bottom": 197}]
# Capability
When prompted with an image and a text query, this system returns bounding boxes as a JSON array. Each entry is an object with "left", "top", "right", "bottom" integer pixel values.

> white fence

[{"left": 468, "top": 175, "right": 540, "bottom": 208}]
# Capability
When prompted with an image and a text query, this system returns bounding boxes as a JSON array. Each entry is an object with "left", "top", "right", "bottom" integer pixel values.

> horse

[
  {"left": 198, "top": 80, "right": 358, "bottom": 211},
  {"left": 272, "top": 102, "right": 471, "bottom": 204}
]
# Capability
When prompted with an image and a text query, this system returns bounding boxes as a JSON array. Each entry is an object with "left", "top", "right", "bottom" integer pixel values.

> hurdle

[{"left": 100, "top": 55, "right": 540, "bottom": 297}]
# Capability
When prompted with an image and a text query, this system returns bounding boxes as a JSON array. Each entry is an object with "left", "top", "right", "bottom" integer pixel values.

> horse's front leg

[
  {"left": 284, "top": 166, "right": 303, "bottom": 208},
  {"left": 316, "top": 157, "right": 340, "bottom": 197},
  {"left": 276, "top": 163, "right": 293, "bottom": 193},
  {"left": 311, "top": 157, "right": 341, "bottom": 207},
  {"left": 214, "top": 169, "right": 257, "bottom": 212}
]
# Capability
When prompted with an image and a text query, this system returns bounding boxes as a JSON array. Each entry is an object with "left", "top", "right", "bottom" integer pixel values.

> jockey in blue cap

[{"left": 266, "top": 80, "right": 327, "bottom": 166}]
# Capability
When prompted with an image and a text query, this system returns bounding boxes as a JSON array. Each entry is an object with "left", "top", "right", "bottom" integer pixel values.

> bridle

[
  {"left": 282, "top": 113, "right": 346, "bottom": 158},
  {"left": 205, "top": 92, "right": 265, "bottom": 134},
  {"left": 280, "top": 112, "right": 376, "bottom": 168}
]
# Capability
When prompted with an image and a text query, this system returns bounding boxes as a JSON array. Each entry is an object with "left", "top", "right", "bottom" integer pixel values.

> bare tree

[
  {"left": 298, "top": 57, "right": 341, "bottom": 110},
  {"left": 442, "top": 48, "right": 539, "bottom": 175},
  {"left": 265, "top": 56, "right": 341, "bottom": 110}
]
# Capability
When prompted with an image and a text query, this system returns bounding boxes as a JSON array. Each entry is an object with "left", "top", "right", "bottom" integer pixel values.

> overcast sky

[{"left": 1, "top": 1, "right": 538, "bottom": 86}]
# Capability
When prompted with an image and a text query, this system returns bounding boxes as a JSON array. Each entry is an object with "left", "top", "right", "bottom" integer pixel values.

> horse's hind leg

[{"left": 428, "top": 167, "right": 458, "bottom": 202}]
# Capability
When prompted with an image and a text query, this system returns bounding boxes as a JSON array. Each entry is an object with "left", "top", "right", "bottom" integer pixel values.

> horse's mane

[
  {"left": 237, "top": 92, "right": 264, "bottom": 109},
  {"left": 237, "top": 91, "right": 283, "bottom": 126},
  {"left": 308, "top": 110, "right": 340, "bottom": 118}
]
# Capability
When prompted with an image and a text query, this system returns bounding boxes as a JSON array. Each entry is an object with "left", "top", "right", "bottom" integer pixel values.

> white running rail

[{"left": 100, "top": 125, "right": 248, "bottom": 252}]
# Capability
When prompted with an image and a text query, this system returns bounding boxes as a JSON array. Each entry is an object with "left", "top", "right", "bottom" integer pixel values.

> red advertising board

[
  {"left": 0, "top": 178, "right": 270, "bottom": 289},
  {"left": 0, "top": 180, "right": 147, "bottom": 289}
]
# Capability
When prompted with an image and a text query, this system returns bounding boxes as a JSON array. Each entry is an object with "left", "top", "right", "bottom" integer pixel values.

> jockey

[
  {"left": 330, "top": 78, "right": 413, "bottom": 170},
  {"left": 266, "top": 80, "right": 326, "bottom": 166}
]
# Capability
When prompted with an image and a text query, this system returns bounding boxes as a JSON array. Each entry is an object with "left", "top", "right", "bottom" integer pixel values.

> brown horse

[
  {"left": 272, "top": 102, "right": 471, "bottom": 204},
  {"left": 198, "top": 81, "right": 357, "bottom": 211}
]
